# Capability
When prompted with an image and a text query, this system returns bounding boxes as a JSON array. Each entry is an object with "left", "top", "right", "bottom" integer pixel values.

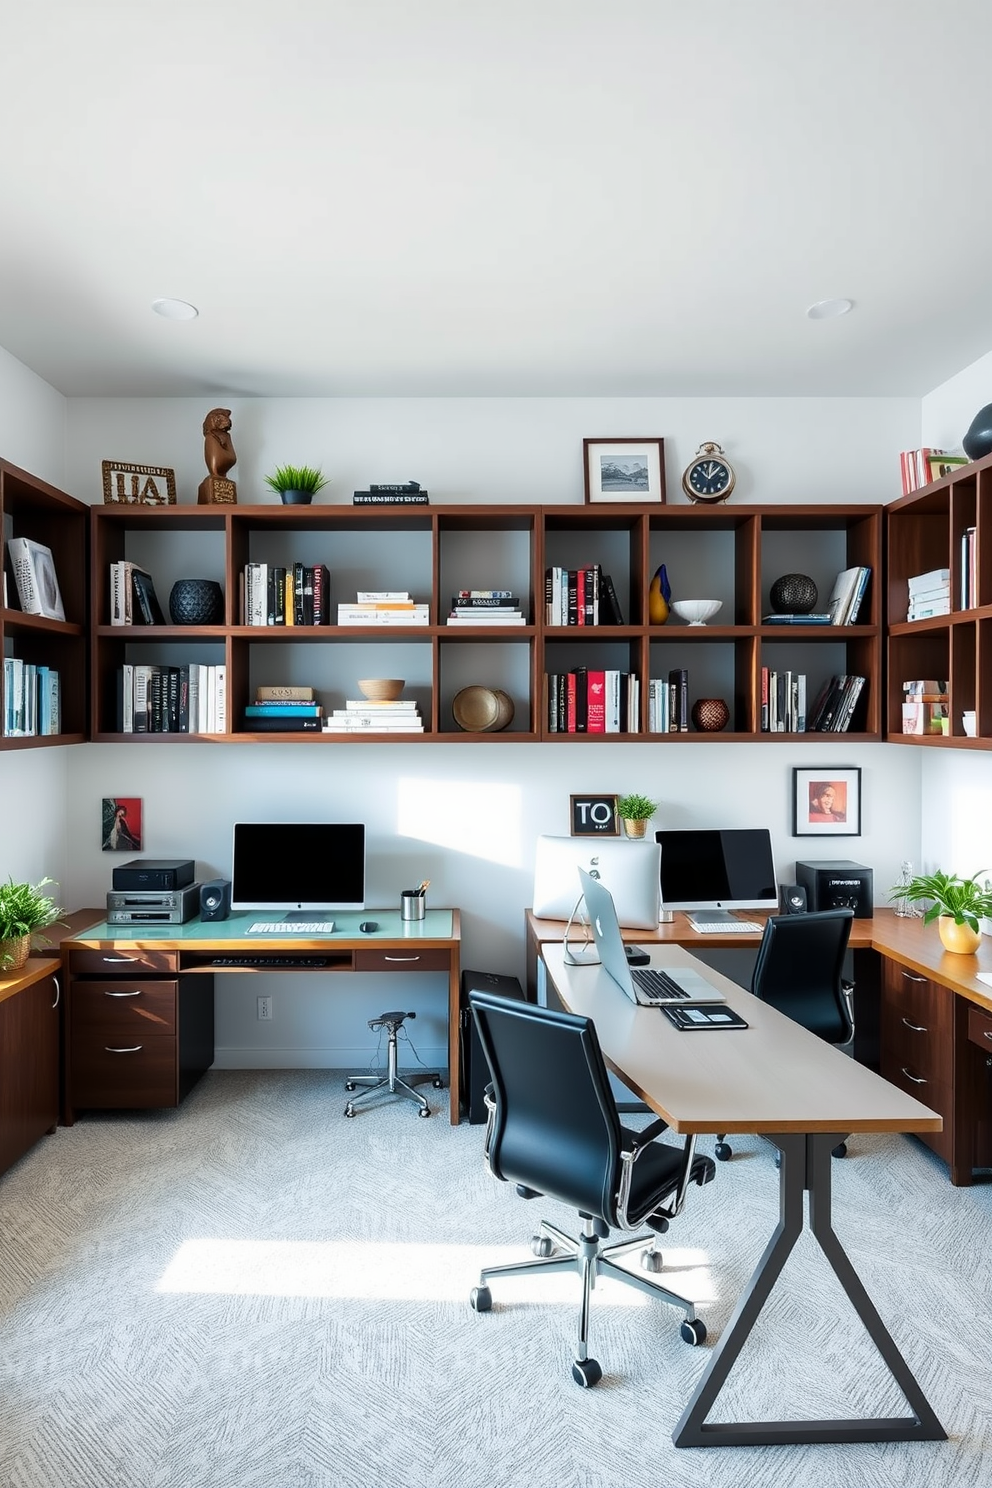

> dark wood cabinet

[{"left": 0, "top": 964, "right": 60, "bottom": 1177}]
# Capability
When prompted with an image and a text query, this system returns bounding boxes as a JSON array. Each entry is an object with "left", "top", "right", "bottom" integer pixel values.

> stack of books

[
  {"left": 826, "top": 566, "right": 871, "bottom": 625},
  {"left": 337, "top": 592, "right": 429, "bottom": 625},
  {"left": 109, "top": 561, "right": 165, "bottom": 625},
  {"left": 116, "top": 663, "right": 226, "bottom": 733},
  {"left": 447, "top": 590, "right": 525, "bottom": 625},
  {"left": 352, "top": 483, "right": 429, "bottom": 506},
  {"left": 806, "top": 674, "right": 866, "bottom": 733},
  {"left": 760, "top": 669, "right": 807, "bottom": 732},
  {"left": 544, "top": 565, "right": 624, "bottom": 625},
  {"left": 762, "top": 612, "right": 831, "bottom": 625},
  {"left": 323, "top": 699, "right": 424, "bottom": 733},
  {"left": 243, "top": 562, "right": 330, "bottom": 626},
  {"left": 899, "top": 449, "right": 969, "bottom": 495},
  {"left": 902, "top": 678, "right": 949, "bottom": 735},
  {"left": 244, "top": 685, "right": 323, "bottom": 732},
  {"left": 546, "top": 669, "right": 639, "bottom": 732},
  {"left": 907, "top": 567, "right": 951, "bottom": 621},
  {"left": 2, "top": 658, "right": 60, "bottom": 736}
]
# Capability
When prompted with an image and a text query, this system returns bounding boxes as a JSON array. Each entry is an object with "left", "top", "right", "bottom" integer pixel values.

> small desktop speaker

[
  {"left": 199, "top": 878, "right": 232, "bottom": 921},
  {"left": 779, "top": 883, "right": 807, "bottom": 915}
]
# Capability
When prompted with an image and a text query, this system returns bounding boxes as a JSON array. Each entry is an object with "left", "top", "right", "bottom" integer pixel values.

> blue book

[
  {"left": 763, "top": 614, "right": 832, "bottom": 624},
  {"left": 244, "top": 703, "right": 322, "bottom": 717}
]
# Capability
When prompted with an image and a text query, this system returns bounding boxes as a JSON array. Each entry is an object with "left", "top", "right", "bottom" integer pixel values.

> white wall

[{"left": 0, "top": 348, "right": 70, "bottom": 896}]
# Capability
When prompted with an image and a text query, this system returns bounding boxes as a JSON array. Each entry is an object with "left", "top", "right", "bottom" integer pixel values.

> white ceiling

[{"left": 2, "top": 0, "right": 991, "bottom": 400}]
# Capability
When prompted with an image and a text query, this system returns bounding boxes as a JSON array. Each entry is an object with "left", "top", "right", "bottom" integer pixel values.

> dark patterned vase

[
  {"left": 691, "top": 697, "right": 730, "bottom": 732},
  {"left": 769, "top": 573, "right": 818, "bottom": 614},
  {"left": 962, "top": 404, "right": 992, "bottom": 460},
  {"left": 169, "top": 579, "right": 225, "bottom": 625}
]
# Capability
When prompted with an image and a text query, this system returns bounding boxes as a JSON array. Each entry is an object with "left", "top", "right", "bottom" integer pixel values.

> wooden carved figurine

[{"left": 198, "top": 408, "right": 238, "bottom": 504}]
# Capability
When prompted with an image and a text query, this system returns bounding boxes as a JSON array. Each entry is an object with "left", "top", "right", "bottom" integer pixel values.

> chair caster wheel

[
  {"left": 714, "top": 1141, "right": 732, "bottom": 1161},
  {"left": 470, "top": 1285, "right": 492, "bottom": 1312},
  {"left": 531, "top": 1234, "right": 554, "bottom": 1258},
  {"left": 344, "top": 1103, "right": 356, "bottom": 1118},
  {"left": 432, "top": 1078, "right": 444, "bottom": 1089},
  {"left": 680, "top": 1318, "right": 707, "bottom": 1346},
  {"left": 640, "top": 1249, "right": 664, "bottom": 1273},
  {"left": 572, "top": 1357, "right": 602, "bottom": 1388},
  {"left": 832, "top": 1141, "right": 847, "bottom": 1158},
  {"left": 418, "top": 1106, "right": 431, "bottom": 1118},
  {"left": 344, "top": 1081, "right": 357, "bottom": 1092}
]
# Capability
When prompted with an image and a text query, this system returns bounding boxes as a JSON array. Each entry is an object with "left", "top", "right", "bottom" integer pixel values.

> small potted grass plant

[
  {"left": 889, "top": 867, "right": 992, "bottom": 954},
  {"left": 263, "top": 464, "right": 329, "bottom": 505},
  {"left": 616, "top": 793, "right": 659, "bottom": 840},
  {"left": 0, "top": 877, "right": 63, "bottom": 972}
]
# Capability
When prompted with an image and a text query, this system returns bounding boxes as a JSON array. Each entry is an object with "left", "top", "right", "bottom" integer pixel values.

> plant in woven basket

[
  {"left": 0, "top": 877, "right": 64, "bottom": 970},
  {"left": 616, "top": 793, "right": 659, "bottom": 822}
]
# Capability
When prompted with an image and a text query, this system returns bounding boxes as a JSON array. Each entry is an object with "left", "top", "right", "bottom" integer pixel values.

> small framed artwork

[
  {"left": 792, "top": 767, "right": 861, "bottom": 837},
  {"left": 102, "top": 460, "right": 177, "bottom": 506},
  {"left": 584, "top": 438, "right": 666, "bottom": 505},
  {"left": 570, "top": 794, "right": 620, "bottom": 836},
  {"left": 102, "top": 797, "right": 143, "bottom": 851}
]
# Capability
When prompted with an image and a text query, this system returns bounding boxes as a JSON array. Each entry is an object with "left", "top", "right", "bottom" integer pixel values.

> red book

[
  {"left": 566, "top": 672, "right": 577, "bottom": 733},
  {"left": 576, "top": 567, "right": 586, "bottom": 625},
  {"left": 586, "top": 670, "right": 606, "bottom": 732}
]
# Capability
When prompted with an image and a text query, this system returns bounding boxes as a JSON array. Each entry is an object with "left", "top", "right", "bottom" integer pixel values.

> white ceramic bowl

[{"left": 672, "top": 599, "right": 722, "bottom": 626}]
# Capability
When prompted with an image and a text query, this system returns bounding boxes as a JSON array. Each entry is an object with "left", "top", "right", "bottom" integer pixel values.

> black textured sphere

[
  {"left": 769, "top": 573, "right": 818, "bottom": 614},
  {"left": 962, "top": 403, "right": 992, "bottom": 460},
  {"left": 169, "top": 578, "right": 225, "bottom": 625}
]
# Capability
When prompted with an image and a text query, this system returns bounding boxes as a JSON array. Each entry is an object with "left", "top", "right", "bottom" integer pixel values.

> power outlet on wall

[{"left": 257, "top": 996, "right": 273, "bottom": 1021}]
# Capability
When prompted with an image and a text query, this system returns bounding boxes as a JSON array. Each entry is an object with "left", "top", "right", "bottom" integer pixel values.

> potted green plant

[
  {"left": 263, "top": 464, "right": 329, "bottom": 505},
  {"left": 0, "top": 877, "right": 63, "bottom": 972},
  {"left": 889, "top": 868, "right": 992, "bottom": 954},
  {"left": 616, "top": 793, "right": 659, "bottom": 840}
]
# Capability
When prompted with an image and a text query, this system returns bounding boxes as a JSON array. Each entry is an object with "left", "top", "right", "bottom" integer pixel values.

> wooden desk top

[
  {"left": 63, "top": 908, "right": 460, "bottom": 952},
  {"left": 526, "top": 907, "right": 875, "bottom": 949},
  {"left": 543, "top": 942, "right": 942, "bottom": 1139}
]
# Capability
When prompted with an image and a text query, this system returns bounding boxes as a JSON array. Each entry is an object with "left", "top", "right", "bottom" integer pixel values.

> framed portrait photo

[
  {"left": 583, "top": 438, "right": 666, "bottom": 505},
  {"left": 792, "top": 766, "right": 861, "bottom": 837},
  {"left": 570, "top": 794, "right": 619, "bottom": 837}
]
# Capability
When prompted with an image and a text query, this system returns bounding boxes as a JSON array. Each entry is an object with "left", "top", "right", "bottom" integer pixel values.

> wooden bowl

[{"left": 357, "top": 678, "right": 405, "bottom": 701}]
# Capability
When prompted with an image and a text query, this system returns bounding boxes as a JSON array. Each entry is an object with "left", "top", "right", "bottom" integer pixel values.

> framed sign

[
  {"left": 570, "top": 794, "right": 619, "bottom": 836},
  {"left": 792, "top": 766, "right": 862, "bottom": 837},
  {"left": 102, "top": 461, "right": 177, "bottom": 506},
  {"left": 583, "top": 438, "right": 666, "bottom": 504}
]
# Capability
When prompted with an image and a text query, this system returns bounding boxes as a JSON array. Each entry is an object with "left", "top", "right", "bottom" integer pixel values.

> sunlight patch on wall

[
  {"left": 157, "top": 1238, "right": 716, "bottom": 1303},
  {"left": 397, "top": 777, "right": 523, "bottom": 866}
]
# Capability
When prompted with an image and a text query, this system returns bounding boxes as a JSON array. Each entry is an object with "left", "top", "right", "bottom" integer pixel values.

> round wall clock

[{"left": 682, "top": 442, "right": 736, "bottom": 504}]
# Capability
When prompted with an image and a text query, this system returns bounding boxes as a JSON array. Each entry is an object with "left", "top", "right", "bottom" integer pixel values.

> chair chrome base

[
  {"left": 344, "top": 1010, "right": 442, "bottom": 1118},
  {"left": 471, "top": 1216, "right": 705, "bottom": 1384}
]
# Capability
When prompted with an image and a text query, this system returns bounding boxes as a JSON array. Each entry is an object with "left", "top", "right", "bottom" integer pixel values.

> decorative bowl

[
  {"left": 357, "top": 678, "right": 405, "bottom": 701},
  {"left": 452, "top": 686, "right": 514, "bottom": 732},
  {"left": 672, "top": 599, "right": 722, "bottom": 626},
  {"left": 769, "top": 573, "right": 818, "bottom": 614},
  {"left": 169, "top": 578, "right": 225, "bottom": 625}
]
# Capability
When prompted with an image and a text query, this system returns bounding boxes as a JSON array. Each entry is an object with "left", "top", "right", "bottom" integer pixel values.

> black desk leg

[{"left": 672, "top": 1132, "right": 946, "bottom": 1448}]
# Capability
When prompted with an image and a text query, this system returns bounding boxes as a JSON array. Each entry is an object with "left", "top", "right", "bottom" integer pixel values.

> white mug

[{"left": 962, "top": 711, "right": 977, "bottom": 737}]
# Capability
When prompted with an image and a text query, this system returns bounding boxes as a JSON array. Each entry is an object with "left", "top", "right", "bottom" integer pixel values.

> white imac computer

[
  {"left": 231, "top": 823, "right": 366, "bottom": 920},
  {"left": 532, "top": 835, "right": 661, "bottom": 929},
  {"left": 655, "top": 827, "right": 777, "bottom": 929}
]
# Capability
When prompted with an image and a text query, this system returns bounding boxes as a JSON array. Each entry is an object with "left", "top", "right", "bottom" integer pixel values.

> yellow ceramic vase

[
  {"left": 937, "top": 916, "right": 982, "bottom": 955},
  {"left": 649, "top": 568, "right": 670, "bottom": 625}
]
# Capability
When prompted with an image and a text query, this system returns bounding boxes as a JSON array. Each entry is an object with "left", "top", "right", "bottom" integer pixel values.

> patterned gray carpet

[{"left": 0, "top": 1070, "right": 989, "bottom": 1488}]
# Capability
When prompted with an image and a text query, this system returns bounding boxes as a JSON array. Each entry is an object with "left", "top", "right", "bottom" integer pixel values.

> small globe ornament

[
  {"left": 169, "top": 578, "right": 225, "bottom": 625},
  {"left": 691, "top": 697, "right": 730, "bottom": 732},
  {"left": 769, "top": 573, "right": 818, "bottom": 614}
]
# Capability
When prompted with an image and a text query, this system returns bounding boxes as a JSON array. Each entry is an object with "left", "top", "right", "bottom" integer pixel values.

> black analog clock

[{"left": 682, "top": 442, "right": 736, "bottom": 504}]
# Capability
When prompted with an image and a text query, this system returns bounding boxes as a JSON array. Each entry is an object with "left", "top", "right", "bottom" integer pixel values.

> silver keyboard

[
  {"left": 247, "top": 921, "right": 335, "bottom": 934},
  {"left": 690, "top": 920, "right": 762, "bottom": 934}
]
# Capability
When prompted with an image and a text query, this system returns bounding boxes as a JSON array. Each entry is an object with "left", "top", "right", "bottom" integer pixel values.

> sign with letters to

[{"left": 570, "top": 794, "right": 619, "bottom": 836}]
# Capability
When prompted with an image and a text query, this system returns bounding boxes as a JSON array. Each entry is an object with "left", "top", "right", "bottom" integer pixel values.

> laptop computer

[{"left": 577, "top": 869, "right": 727, "bottom": 1007}]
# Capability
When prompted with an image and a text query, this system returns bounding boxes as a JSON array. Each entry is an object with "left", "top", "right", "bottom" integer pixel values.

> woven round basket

[
  {"left": 691, "top": 697, "right": 731, "bottom": 732},
  {"left": 169, "top": 578, "right": 225, "bottom": 625},
  {"left": 769, "top": 573, "right": 818, "bottom": 614},
  {"left": 452, "top": 686, "right": 514, "bottom": 732},
  {"left": 0, "top": 934, "right": 31, "bottom": 972}
]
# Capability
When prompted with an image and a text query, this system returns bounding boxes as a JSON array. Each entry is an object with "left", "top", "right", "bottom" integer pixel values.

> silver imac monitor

[
  {"left": 655, "top": 827, "right": 777, "bottom": 926},
  {"left": 231, "top": 823, "right": 366, "bottom": 917},
  {"left": 532, "top": 835, "right": 661, "bottom": 929}
]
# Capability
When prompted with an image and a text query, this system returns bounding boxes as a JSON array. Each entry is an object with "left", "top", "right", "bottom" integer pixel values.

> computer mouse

[{"left": 359, "top": 920, "right": 379, "bottom": 933}]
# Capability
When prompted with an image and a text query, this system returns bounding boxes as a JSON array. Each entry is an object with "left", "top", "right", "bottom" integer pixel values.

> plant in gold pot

[
  {"left": 0, "top": 877, "right": 63, "bottom": 971},
  {"left": 616, "top": 793, "right": 659, "bottom": 840},
  {"left": 888, "top": 868, "right": 992, "bottom": 955}
]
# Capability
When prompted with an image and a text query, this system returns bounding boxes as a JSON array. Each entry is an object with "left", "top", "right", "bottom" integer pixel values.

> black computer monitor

[
  {"left": 655, "top": 827, "right": 777, "bottom": 925},
  {"left": 231, "top": 822, "right": 366, "bottom": 916}
]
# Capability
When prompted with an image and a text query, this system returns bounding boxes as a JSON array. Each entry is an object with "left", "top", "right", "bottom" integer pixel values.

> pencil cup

[{"left": 401, "top": 890, "right": 426, "bottom": 921}]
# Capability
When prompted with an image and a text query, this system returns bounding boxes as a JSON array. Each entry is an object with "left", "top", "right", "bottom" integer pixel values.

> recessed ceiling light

[
  {"left": 806, "top": 298, "right": 853, "bottom": 320},
  {"left": 152, "top": 297, "right": 199, "bottom": 321}
]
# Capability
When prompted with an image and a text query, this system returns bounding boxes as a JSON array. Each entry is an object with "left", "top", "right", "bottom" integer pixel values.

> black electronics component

[
  {"left": 112, "top": 858, "right": 195, "bottom": 891},
  {"left": 795, "top": 861, "right": 873, "bottom": 917},
  {"left": 460, "top": 969, "right": 526, "bottom": 1123},
  {"left": 200, "top": 878, "right": 232, "bottom": 921},
  {"left": 359, "top": 920, "right": 379, "bottom": 933},
  {"left": 779, "top": 884, "right": 808, "bottom": 915},
  {"left": 623, "top": 944, "right": 651, "bottom": 964},
  {"left": 106, "top": 882, "right": 200, "bottom": 923}
]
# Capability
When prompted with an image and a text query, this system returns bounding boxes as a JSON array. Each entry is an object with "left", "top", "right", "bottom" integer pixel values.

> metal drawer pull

[
  {"left": 52, "top": 974, "right": 60, "bottom": 1010},
  {"left": 102, "top": 955, "right": 140, "bottom": 963},
  {"left": 901, "top": 1017, "right": 928, "bottom": 1032},
  {"left": 901, "top": 1067, "right": 927, "bottom": 1084},
  {"left": 901, "top": 972, "right": 927, "bottom": 983},
  {"left": 104, "top": 989, "right": 142, "bottom": 998},
  {"left": 383, "top": 955, "right": 422, "bottom": 963},
  {"left": 983, "top": 1030, "right": 992, "bottom": 1042},
  {"left": 105, "top": 1045, "right": 143, "bottom": 1054}
]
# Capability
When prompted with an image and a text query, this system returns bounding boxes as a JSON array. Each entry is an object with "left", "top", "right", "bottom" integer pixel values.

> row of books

[
  {"left": 447, "top": 590, "right": 525, "bottom": 625},
  {"left": 899, "top": 448, "right": 969, "bottom": 495},
  {"left": 544, "top": 565, "right": 624, "bottom": 626},
  {"left": 806, "top": 674, "right": 866, "bottom": 733},
  {"left": 2, "top": 658, "right": 61, "bottom": 736},
  {"left": 116, "top": 663, "right": 227, "bottom": 734},
  {"left": 337, "top": 591, "right": 429, "bottom": 625},
  {"left": 901, "top": 678, "right": 949, "bottom": 736},
  {"left": 760, "top": 669, "right": 807, "bottom": 733},
  {"left": 647, "top": 672, "right": 688, "bottom": 733},
  {"left": 826, "top": 565, "right": 870, "bottom": 625},
  {"left": 109, "top": 561, "right": 166, "bottom": 624},
  {"left": 907, "top": 566, "right": 950, "bottom": 622},
  {"left": 545, "top": 670, "right": 640, "bottom": 733},
  {"left": 241, "top": 685, "right": 425, "bottom": 733},
  {"left": 244, "top": 563, "right": 330, "bottom": 626}
]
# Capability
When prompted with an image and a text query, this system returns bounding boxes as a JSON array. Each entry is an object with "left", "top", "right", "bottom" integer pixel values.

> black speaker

[
  {"left": 200, "top": 878, "right": 231, "bottom": 921},
  {"left": 779, "top": 883, "right": 807, "bottom": 915}
]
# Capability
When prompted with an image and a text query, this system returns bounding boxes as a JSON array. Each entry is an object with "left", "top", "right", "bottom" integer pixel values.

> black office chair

[
  {"left": 714, "top": 908, "right": 855, "bottom": 1163},
  {"left": 467, "top": 990, "right": 715, "bottom": 1388}
]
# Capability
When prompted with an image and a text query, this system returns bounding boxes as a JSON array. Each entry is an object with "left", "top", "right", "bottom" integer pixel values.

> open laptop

[{"left": 577, "top": 869, "right": 727, "bottom": 1007}]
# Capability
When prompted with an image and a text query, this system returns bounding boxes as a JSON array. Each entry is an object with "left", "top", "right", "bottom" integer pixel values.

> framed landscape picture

[
  {"left": 792, "top": 766, "right": 861, "bottom": 837},
  {"left": 584, "top": 438, "right": 666, "bottom": 504}
]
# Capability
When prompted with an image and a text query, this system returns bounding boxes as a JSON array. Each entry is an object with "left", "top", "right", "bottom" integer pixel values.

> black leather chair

[
  {"left": 467, "top": 989, "right": 715, "bottom": 1388},
  {"left": 714, "top": 908, "right": 855, "bottom": 1163}
]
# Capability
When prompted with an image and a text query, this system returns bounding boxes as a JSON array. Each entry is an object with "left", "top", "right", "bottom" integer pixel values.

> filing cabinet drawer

[
  {"left": 966, "top": 1004, "right": 992, "bottom": 1053},
  {"left": 70, "top": 948, "right": 178, "bottom": 977},
  {"left": 880, "top": 964, "right": 953, "bottom": 1086},
  {"left": 879, "top": 1056, "right": 952, "bottom": 1162},
  {"left": 71, "top": 1038, "right": 178, "bottom": 1109},
  {"left": 72, "top": 981, "right": 177, "bottom": 1036},
  {"left": 355, "top": 948, "right": 451, "bottom": 974}
]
